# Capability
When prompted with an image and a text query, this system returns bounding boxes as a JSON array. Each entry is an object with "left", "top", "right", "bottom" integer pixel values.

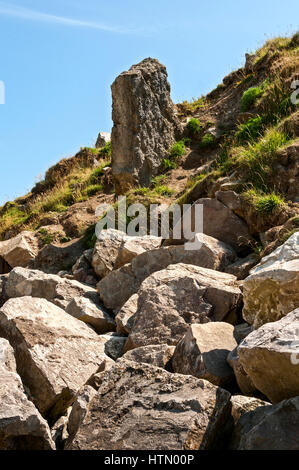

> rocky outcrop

[
  {"left": 98, "top": 235, "right": 236, "bottom": 311},
  {"left": 67, "top": 360, "right": 231, "bottom": 450},
  {"left": 95, "top": 132, "right": 110, "bottom": 149},
  {"left": 237, "top": 309, "right": 299, "bottom": 403},
  {"left": 111, "top": 58, "right": 182, "bottom": 193},
  {"left": 92, "top": 229, "right": 161, "bottom": 278},
  {"left": 0, "top": 297, "right": 113, "bottom": 424},
  {"left": 0, "top": 231, "right": 40, "bottom": 270},
  {"left": 231, "top": 397, "right": 299, "bottom": 450},
  {"left": 0, "top": 338, "right": 55, "bottom": 450},
  {"left": 172, "top": 323, "right": 237, "bottom": 386},
  {"left": 123, "top": 344, "right": 175, "bottom": 370},
  {"left": 242, "top": 232, "right": 299, "bottom": 328},
  {"left": 225, "top": 254, "right": 258, "bottom": 280},
  {"left": 125, "top": 264, "right": 242, "bottom": 349}
]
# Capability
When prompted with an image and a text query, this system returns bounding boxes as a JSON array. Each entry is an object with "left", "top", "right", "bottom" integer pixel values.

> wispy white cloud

[{"left": 0, "top": 2, "right": 141, "bottom": 34}]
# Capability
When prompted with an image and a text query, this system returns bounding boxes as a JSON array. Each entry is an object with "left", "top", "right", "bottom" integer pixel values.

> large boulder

[
  {"left": 115, "top": 294, "right": 138, "bottom": 335},
  {"left": 242, "top": 232, "right": 299, "bottom": 329},
  {"left": 123, "top": 344, "right": 175, "bottom": 370},
  {"left": 66, "top": 297, "right": 115, "bottom": 334},
  {"left": 0, "top": 297, "right": 113, "bottom": 424},
  {"left": 0, "top": 338, "right": 55, "bottom": 450},
  {"left": 231, "top": 397, "right": 299, "bottom": 450},
  {"left": 32, "top": 238, "right": 85, "bottom": 275},
  {"left": 67, "top": 360, "right": 231, "bottom": 450},
  {"left": 172, "top": 323, "right": 237, "bottom": 386},
  {"left": 237, "top": 309, "right": 299, "bottom": 403},
  {"left": 0, "top": 231, "right": 40, "bottom": 269},
  {"left": 126, "top": 264, "right": 242, "bottom": 349},
  {"left": 98, "top": 235, "right": 236, "bottom": 312},
  {"left": 167, "top": 198, "right": 253, "bottom": 255},
  {"left": 111, "top": 58, "right": 182, "bottom": 193},
  {"left": 92, "top": 229, "right": 161, "bottom": 278}
]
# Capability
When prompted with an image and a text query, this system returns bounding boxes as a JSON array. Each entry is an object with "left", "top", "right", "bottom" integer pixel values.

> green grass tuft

[{"left": 186, "top": 118, "right": 202, "bottom": 136}]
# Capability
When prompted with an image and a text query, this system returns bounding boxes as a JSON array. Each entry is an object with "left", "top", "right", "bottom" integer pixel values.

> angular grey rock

[
  {"left": 123, "top": 344, "right": 175, "bottom": 370},
  {"left": 238, "top": 308, "right": 299, "bottom": 403},
  {"left": 231, "top": 397, "right": 299, "bottom": 450},
  {"left": 172, "top": 323, "right": 237, "bottom": 386},
  {"left": 0, "top": 297, "right": 113, "bottom": 424},
  {"left": 98, "top": 234, "right": 236, "bottom": 312},
  {"left": 5, "top": 267, "right": 98, "bottom": 311},
  {"left": 68, "top": 360, "right": 231, "bottom": 450},
  {"left": 111, "top": 58, "right": 182, "bottom": 193},
  {"left": 0, "top": 231, "right": 40, "bottom": 268},
  {"left": 0, "top": 339, "right": 55, "bottom": 450},
  {"left": 67, "top": 386, "right": 97, "bottom": 445},
  {"left": 95, "top": 131, "right": 111, "bottom": 149},
  {"left": 189, "top": 198, "right": 253, "bottom": 254},
  {"left": 0, "top": 337, "right": 16, "bottom": 372},
  {"left": 230, "top": 395, "right": 270, "bottom": 425},
  {"left": 101, "top": 333, "right": 127, "bottom": 360},
  {"left": 115, "top": 294, "right": 138, "bottom": 335},
  {"left": 92, "top": 229, "right": 161, "bottom": 278},
  {"left": 66, "top": 297, "right": 115, "bottom": 334},
  {"left": 233, "top": 323, "right": 253, "bottom": 344},
  {"left": 242, "top": 232, "right": 299, "bottom": 328},
  {"left": 126, "top": 264, "right": 242, "bottom": 349},
  {"left": 225, "top": 254, "right": 258, "bottom": 280}
]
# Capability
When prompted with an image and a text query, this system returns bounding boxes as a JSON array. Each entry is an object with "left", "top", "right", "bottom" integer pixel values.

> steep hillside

[{"left": 0, "top": 33, "right": 298, "bottom": 451}]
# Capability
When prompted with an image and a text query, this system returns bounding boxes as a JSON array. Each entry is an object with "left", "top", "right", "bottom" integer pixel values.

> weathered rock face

[
  {"left": 227, "top": 347, "right": 257, "bottom": 396},
  {"left": 172, "top": 323, "right": 237, "bottom": 386},
  {"left": 0, "top": 338, "right": 55, "bottom": 450},
  {"left": 237, "top": 309, "right": 299, "bottom": 403},
  {"left": 67, "top": 360, "right": 231, "bottom": 450},
  {"left": 115, "top": 294, "right": 138, "bottom": 335},
  {"left": 95, "top": 131, "right": 111, "bottom": 149},
  {"left": 0, "top": 297, "right": 113, "bottom": 424},
  {"left": 242, "top": 232, "right": 299, "bottom": 328},
  {"left": 123, "top": 344, "right": 175, "bottom": 370},
  {"left": 231, "top": 397, "right": 299, "bottom": 450},
  {"left": 111, "top": 58, "right": 182, "bottom": 193},
  {"left": 126, "top": 264, "right": 242, "bottom": 349},
  {"left": 92, "top": 229, "right": 161, "bottom": 278},
  {"left": 190, "top": 198, "right": 253, "bottom": 255},
  {"left": 31, "top": 239, "right": 85, "bottom": 275},
  {"left": 65, "top": 297, "right": 115, "bottom": 334},
  {"left": 0, "top": 274, "right": 8, "bottom": 307},
  {"left": 98, "top": 235, "right": 236, "bottom": 312},
  {"left": 225, "top": 254, "right": 258, "bottom": 280},
  {"left": 71, "top": 248, "right": 98, "bottom": 286},
  {"left": 230, "top": 395, "right": 270, "bottom": 425},
  {"left": 0, "top": 231, "right": 40, "bottom": 269},
  {"left": 5, "top": 267, "right": 98, "bottom": 312},
  {"left": 101, "top": 333, "right": 127, "bottom": 360},
  {"left": 67, "top": 386, "right": 97, "bottom": 445}
]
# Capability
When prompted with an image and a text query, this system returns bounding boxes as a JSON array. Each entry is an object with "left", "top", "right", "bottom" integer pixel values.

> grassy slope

[{"left": 0, "top": 33, "right": 298, "bottom": 247}]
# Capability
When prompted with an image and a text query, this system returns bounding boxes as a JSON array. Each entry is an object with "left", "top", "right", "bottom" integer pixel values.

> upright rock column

[{"left": 111, "top": 58, "right": 182, "bottom": 194}]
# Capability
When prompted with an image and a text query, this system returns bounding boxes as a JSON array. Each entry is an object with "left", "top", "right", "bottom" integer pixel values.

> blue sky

[{"left": 0, "top": 0, "right": 298, "bottom": 205}]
